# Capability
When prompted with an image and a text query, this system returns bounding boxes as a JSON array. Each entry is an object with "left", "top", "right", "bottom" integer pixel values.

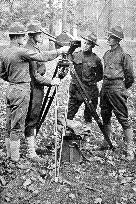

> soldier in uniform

[
  {"left": 0, "top": 22, "right": 68, "bottom": 162},
  {"left": 100, "top": 26, "right": 135, "bottom": 160},
  {"left": 25, "top": 21, "right": 60, "bottom": 162},
  {"left": 67, "top": 33, "right": 103, "bottom": 124}
]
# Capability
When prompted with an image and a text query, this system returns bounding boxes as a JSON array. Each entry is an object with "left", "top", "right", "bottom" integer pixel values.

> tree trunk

[
  {"left": 62, "top": 0, "right": 69, "bottom": 31},
  {"left": 48, "top": 0, "right": 54, "bottom": 35},
  {"left": 107, "top": 0, "right": 112, "bottom": 31},
  {"left": 131, "top": 19, "right": 135, "bottom": 40}
]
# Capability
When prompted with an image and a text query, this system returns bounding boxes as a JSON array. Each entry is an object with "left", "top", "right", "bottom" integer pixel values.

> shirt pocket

[
  {"left": 110, "top": 55, "right": 122, "bottom": 70},
  {"left": 73, "top": 55, "right": 82, "bottom": 64},
  {"left": 83, "top": 62, "right": 97, "bottom": 77}
]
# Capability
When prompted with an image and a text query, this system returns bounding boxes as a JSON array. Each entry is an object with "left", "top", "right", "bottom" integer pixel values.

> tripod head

[{"left": 57, "top": 54, "right": 70, "bottom": 79}]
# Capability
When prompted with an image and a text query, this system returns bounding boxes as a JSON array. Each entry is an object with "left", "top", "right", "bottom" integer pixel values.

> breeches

[
  {"left": 25, "top": 85, "right": 44, "bottom": 137},
  {"left": 100, "top": 88, "right": 130, "bottom": 129},
  {"left": 6, "top": 83, "right": 30, "bottom": 137},
  {"left": 67, "top": 83, "right": 99, "bottom": 122}
]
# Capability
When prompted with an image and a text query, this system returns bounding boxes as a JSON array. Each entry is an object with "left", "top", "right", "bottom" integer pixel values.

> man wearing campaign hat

[
  {"left": 0, "top": 21, "right": 68, "bottom": 163},
  {"left": 67, "top": 33, "right": 103, "bottom": 125},
  {"left": 25, "top": 21, "right": 65, "bottom": 162},
  {"left": 100, "top": 26, "right": 135, "bottom": 160}
]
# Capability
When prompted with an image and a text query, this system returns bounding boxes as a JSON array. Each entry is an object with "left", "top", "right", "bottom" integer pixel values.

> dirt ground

[{"left": 0, "top": 40, "right": 136, "bottom": 204}]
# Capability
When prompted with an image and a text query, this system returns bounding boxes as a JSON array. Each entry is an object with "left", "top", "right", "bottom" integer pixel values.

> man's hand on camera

[
  {"left": 67, "top": 40, "right": 81, "bottom": 54},
  {"left": 51, "top": 77, "right": 61, "bottom": 86},
  {"left": 57, "top": 46, "right": 70, "bottom": 55}
]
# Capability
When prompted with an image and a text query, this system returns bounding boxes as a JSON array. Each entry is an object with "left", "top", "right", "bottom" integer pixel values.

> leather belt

[
  {"left": 103, "top": 76, "right": 123, "bottom": 81},
  {"left": 9, "top": 81, "right": 30, "bottom": 84}
]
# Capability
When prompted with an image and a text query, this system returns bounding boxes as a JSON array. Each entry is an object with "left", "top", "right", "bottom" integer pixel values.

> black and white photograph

[{"left": 0, "top": 0, "right": 136, "bottom": 203}]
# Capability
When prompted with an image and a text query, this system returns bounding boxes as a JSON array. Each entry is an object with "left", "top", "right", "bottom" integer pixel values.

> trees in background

[{"left": 0, "top": 0, "right": 135, "bottom": 39}]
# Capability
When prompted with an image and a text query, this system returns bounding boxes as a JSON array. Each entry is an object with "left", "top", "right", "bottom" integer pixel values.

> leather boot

[
  {"left": 98, "top": 124, "right": 112, "bottom": 150},
  {"left": 124, "top": 128, "right": 135, "bottom": 161},
  {"left": 26, "top": 136, "right": 48, "bottom": 163},
  {"left": 5, "top": 138, "right": 11, "bottom": 158}
]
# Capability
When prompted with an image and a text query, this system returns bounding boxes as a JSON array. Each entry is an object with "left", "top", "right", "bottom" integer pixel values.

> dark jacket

[{"left": 71, "top": 50, "right": 103, "bottom": 87}]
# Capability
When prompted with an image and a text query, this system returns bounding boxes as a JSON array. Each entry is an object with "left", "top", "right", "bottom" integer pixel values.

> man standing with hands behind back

[{"left": 100, "top": 26, "right": 135, "bottom": 161}]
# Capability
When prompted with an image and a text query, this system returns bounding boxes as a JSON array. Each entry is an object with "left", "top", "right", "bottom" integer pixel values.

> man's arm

[
  {"left": 32, "top": 62, "right": 61, "bottom": 86},
  {"left": 31, "top": 62, "right": 51, "bottom": 86},
  {"left": 22, "top": 47, "right": 68, "bottom": 62},
  {"left": 123, "top": 54, "right": 134, "bottom": 89},
  {"left": 34, "top": 71, "right": 52, "bottom": 86},
  {"left": 34, "top": 70, "right": 60, "bottom": 86},
  {"left": 40, "top": 49, "right": 59, "bottom": 61},
  {"left": 0, "top": 59, "right": 8, "bottom": 82},
  {"left": 96, "top": 58, "right": 103, "bottom": 82},
  {"left": 41, "top": 46, "right": 69, "bottom": 61}
]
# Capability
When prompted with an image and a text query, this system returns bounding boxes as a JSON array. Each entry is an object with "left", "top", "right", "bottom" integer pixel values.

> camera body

[
  {"left": 70, "top": 40, "right": 81, "bottom": 48},
  {"left": 68, "top": 40, "right": 81, "bottom": 54},
  {"left": 56, "top": 40, "right": 81, "bottom": 79}
]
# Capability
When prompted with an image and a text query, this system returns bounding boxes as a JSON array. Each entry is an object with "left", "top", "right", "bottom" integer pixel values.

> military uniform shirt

[
  {"left": 103, "top": 45, "right": 134, "bottom": 80},
  {"left": 0, "top": 45, "right": 58, "bottom": 83},
  {"left": 71, "top": 50, "right": 103, "bottom": 86}
]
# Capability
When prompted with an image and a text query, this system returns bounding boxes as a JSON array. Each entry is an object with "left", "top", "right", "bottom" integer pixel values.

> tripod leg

[
  {"left": 56, "top": 74, "right": 70, "bottom": 181},
  {"left": 36, "top": 88, "right": 56, "bottom": 135},
  {"left": 54, "top": 85, "right": 59, "bottom": 182},
  {"left": 57, "top": 107, "right": 67, "bottom": 178}
]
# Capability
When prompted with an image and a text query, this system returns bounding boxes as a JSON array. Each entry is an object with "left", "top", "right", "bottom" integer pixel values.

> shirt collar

[{"left": 110, "top": 44, "right": 121, "bottom": 52}]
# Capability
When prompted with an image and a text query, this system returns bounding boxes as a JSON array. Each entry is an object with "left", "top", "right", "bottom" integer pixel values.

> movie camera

[{"left": 57, "top": 40, "right": 81, "bottom": 79}]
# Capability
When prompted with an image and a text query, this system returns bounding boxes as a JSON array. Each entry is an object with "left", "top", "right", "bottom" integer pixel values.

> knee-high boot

[
  {"left": 123, "top": 128, "right": 135, "bottom": 161},
  {"left": 99, "top": 124, "right": 112, "bottom": 150},
  {"left": 10, "top": 131, "right": 20, "bottom": 162}
]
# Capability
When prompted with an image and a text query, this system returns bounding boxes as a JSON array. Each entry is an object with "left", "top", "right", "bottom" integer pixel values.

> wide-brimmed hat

[
  {"left": 108, "top": 26, "right": 124, "bottom": 40},
  {"left": 81, "top": 33, "right": 98, "bottom": 46},
  {"left": 8, "top": 22, "right": 26, "bottom": 35},
  {"left": 27, "top": 21, "right": 43, "bottom": 34}
]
